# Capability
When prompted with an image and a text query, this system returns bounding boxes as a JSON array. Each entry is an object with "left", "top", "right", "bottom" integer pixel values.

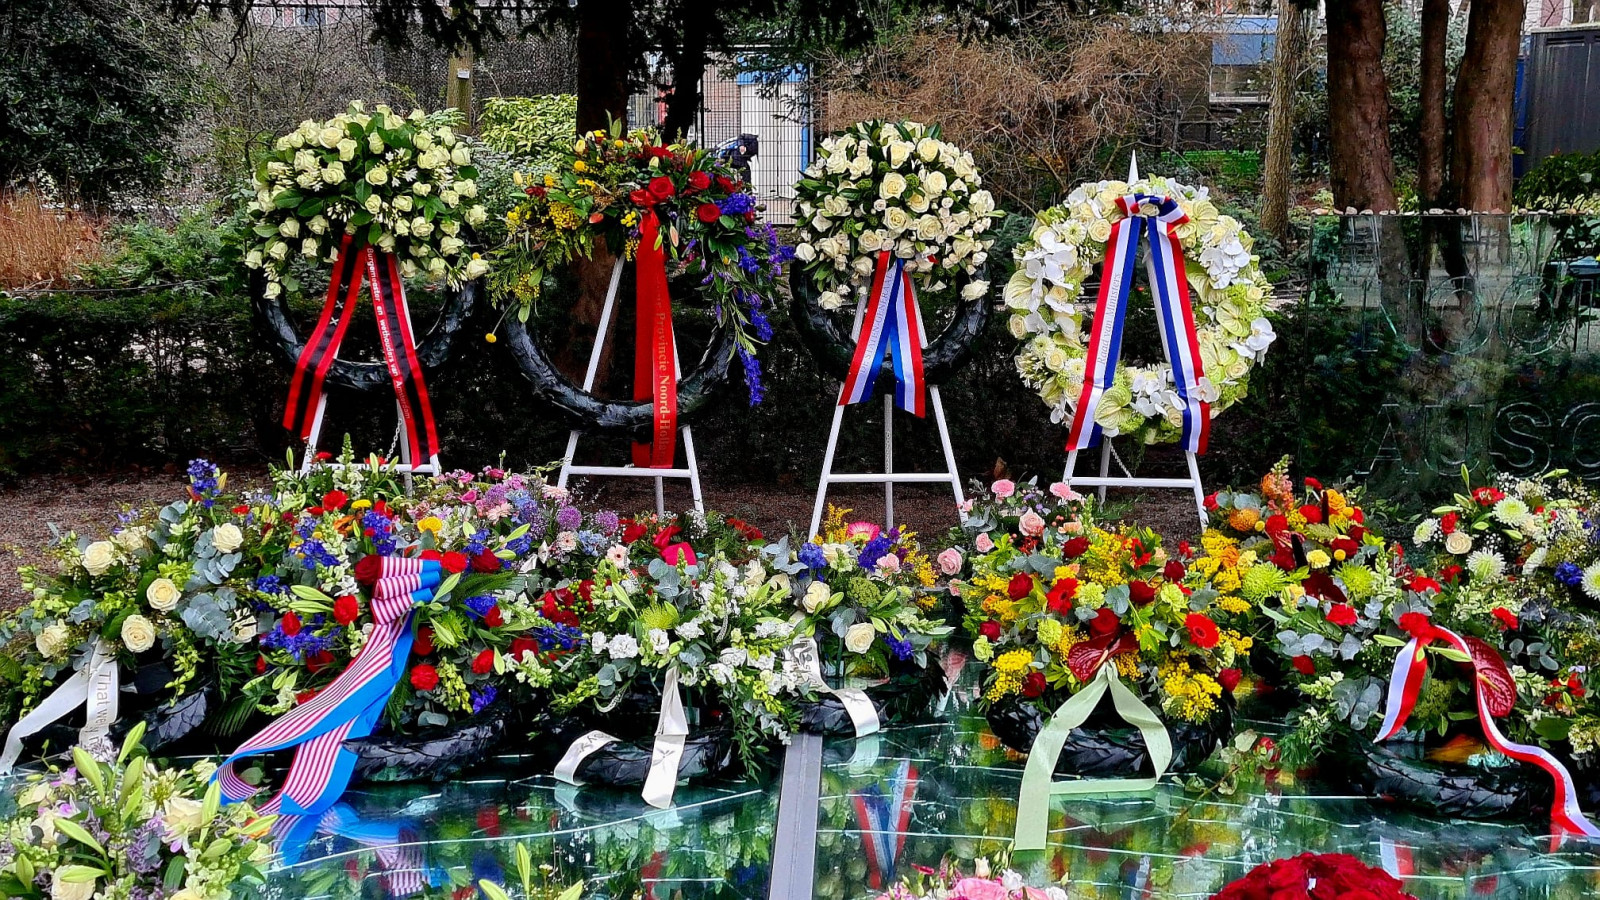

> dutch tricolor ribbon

[
  {"left": 1066, "top": 193, "right": 1211, "bottom": 454},
  {"left": 272, "top": 804, "right": 442, "bottom": 898},
  {"left": 852, "top": 759, "right": 920, "bottom": 889},
  {"left": 282, "top": 234, "right": 442, "bottom": 466},
  {"left": 1376, "top": 625, "right": 1600, "bottom": 840},
  {"left": 214, "top": 556, "right": 442, "bottom": 816},
  {"left": 839, "top": 251, "right": 926, "bottom": 417}
]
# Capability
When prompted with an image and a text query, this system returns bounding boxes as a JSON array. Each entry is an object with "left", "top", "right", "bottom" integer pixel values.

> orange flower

[{"left": 1227, "top": 507, "right": 1261, "bottom": 533}]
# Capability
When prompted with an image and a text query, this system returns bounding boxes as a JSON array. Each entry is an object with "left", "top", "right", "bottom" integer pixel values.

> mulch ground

[{"left": 0, "top": 468, "right": 1202, "bottom": 609}]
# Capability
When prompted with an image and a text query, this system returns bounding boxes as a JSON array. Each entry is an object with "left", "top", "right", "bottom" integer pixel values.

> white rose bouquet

[
  {"left": 244, "top": 101, "right": 491, "bottom": 300},
  {"left": 793, "top": 120, "right": 1001, "bottom": 311},
  {"left": 0, "top": 724, "right": 275, "bottom": 900},
  {"left": 1006, "top": 176, "right": 1276, "bottom": 444},
  {"left": 0, "top": 459, "right": 262, "bottom": 733}
]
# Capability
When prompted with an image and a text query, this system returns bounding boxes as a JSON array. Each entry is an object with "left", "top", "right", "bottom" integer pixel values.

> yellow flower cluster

[
  {"left": 1078, "top": 528, "right": 1131, "bottom": 586},
  {"left": 550, "top": 203, "right": 580, "bottom": 230},
  {"left": 994, "top": 648, "right": 1034, "bottom": 676},
  {"left": 1159, "top": 660, "right": 1222, "bottom": 722},
  {"left": 981, "top": 594, "right": 1018, "bottom": 624}
]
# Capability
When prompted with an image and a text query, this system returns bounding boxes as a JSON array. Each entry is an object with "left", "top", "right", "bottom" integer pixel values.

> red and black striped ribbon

[{"left": 281, "top": 237, "right": 440, "bottom": 465}]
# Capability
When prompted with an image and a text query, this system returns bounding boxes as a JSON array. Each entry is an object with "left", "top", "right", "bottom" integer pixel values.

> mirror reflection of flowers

[
  {"left": 795, "top": 506, "right": 952, "bottom": 678},
  {"left": 493, "top": 122, "right": 793, "bottom": 404}
]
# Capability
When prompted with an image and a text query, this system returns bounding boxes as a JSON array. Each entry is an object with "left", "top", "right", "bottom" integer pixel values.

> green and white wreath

[
  {"left": 793, "top": 120, "right": 1001, "bottom": 310},
  {"left": 244, "top": 101, "right": 491, "bottom": 299},
  {"left": 1005, "top": 176, "right": 1277, "bottom": 444}
]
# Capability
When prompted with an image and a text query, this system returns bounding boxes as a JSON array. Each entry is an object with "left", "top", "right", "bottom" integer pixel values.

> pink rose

[
  {"left": 937, "top": 547, "right": 963, "bottom": 576},
  {"left": 876, "top": 554, "right": 902, "bottom": 574},
  {"left": 991, "top": 479, "right": 1016, "bottom": 499},
  {"left": 1019, "top": 510, "right": 1046, "bottom": 537},
  {"left": 1048, "top": 481, "right": 1081, "bottom": 502},
  {"left": 846, "top": 521, "right": 882, "bottom": 541},
  {"left": 975, "top": 532, "right": 995, "bottom": 553},
  {"left": 953, "top": 878, "right": 1009, "bottom": 900}
]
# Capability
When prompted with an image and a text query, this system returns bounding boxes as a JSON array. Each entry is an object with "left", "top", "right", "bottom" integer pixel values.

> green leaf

[
  {"left": 1430, "top": 646, "right": 1472, "bottom": 663},
  {"left": 556, "top": 881, "right": 585, "bottom": 900},
  {"left": 273, "top": 190, "right": 301, "bottom": 209},
  {"left": 296, "top": 198, "right": 324, "bottom": 217},
  {"left": 1535, "top": 716, "right": 1573, "bottom": 741},
  {"left": 435, "top": 572, "right": 461, "bottom": 600},
  {"left": 477, "top": 881, "right": 513, "bottom": 900},
  {"left": 290, "top": 584, "right": 335, "bottom": 604},
  {"left": 54, "top": 819, "right": 106, "bottom": 857},
  {"left": 354, "top": 180, "right": 372, "bottom": 203},
  {"left": 56, "top": 865, "right": 106, "bottom": 884},
  {"left": 200, "top": 779, "right": 221, "bottom": 832},
  {"left": 118, "top": 721, "right": 147, "bottom": 765},
  {"left": 1371, "top": 634, "right": 1406, "bottom": 647},
  {"left": 162, "top": 856, "right": 186, "bottom": 891}
]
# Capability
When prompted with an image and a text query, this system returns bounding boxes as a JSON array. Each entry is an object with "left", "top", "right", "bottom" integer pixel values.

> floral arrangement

[
  {"left": 872, "top": 861, "right": 1067, "bottom": 900},
  {"left": 1, "top": 460, "right": 263, "bottom": 731},
  {"left": 792, "top": 120, "right": 1001, "bottom": 311},
  {"left": 561, "top": 543, "right": 811, "bottom": 772},
  {"left": 957, "top": 481, "right": 1247, "bottom": 725},
  {"left": 244, "top": 101, "right": 491, "bottom": 299},
  {"left": 0, "top": 724, "right": 275, "bottom": 900},
  {"left": 794, "top": 506, "right": 951, "bottom": 678},
  {"left": 1005, "top": 176, "right": 1275, "bottom": 441},
  {"left": 493, "top": 122, "right": 791, "bottom": 403},
  {"left": 1211, "top": 853, "right": 1415, "bottom": 900}
]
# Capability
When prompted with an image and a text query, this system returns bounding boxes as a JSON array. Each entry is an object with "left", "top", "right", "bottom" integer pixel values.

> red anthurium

[{"left": 1292, "top": 655, "right": 1316, "bottom": 675}]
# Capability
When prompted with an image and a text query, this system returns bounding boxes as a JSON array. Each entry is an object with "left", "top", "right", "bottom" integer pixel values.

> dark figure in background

[{"left": 721, "top": 133, "right": 758, "bottom": 184}]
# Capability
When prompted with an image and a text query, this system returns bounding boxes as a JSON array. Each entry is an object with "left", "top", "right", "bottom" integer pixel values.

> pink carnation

[
  {"left": 991, "top": 479, "right": 1016, "bottom": 499},
  {"left": 1048, "top": 481, "right": 1081, "bottom": 501},
  {"left": 953, "top": 878, "right": 1009, "bottom": 900}
]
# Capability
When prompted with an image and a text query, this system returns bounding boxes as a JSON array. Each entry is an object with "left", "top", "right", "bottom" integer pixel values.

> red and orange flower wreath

[
  {"left": 494, "top": 122, "right": 792, "bottom": 466},
  {"left": 1212, "top": 853, "right": 1415, "bottom": 900}
]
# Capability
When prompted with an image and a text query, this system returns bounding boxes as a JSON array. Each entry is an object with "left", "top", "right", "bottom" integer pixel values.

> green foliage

[
  {"left": 1516, "top": 149, "right": 1600, "bottom": 214},
  {"left": 479, "top": 95, "right": 580, "bottom": 174},
  {"left": 0, "top": 0, "right": 196, "bottom": 202},
  {"left": 1159, "top": 151, "right": 1262, "bottom": 196}
]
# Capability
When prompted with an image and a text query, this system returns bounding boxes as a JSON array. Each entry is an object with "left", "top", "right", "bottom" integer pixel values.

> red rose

[
  {"left": 1439, "top": 564, "right": 1463, "bottom": 583},
  {"left": 441, "top": 551, "right": 469, "bottom": 574},
  {"left": 1350, "top": 507, "right": 1365, "bottom": 524},
  {"left": 354, "top": 555, "right": 385, "bottom": 586},
  {"left": 621, "top": 520, "right": 647, "bottom": 543},
  {"left": 1299, "top": 504, "right": 1324, "bottom": 525},
  {"left": 715, "top": 174, "right": 739, "bottom": 193},
  {"left": 687, "top": 170, "right": 711, "bottom": 191},
  {"left": 1292, "top": 655, "right": 1316, "bottom": 675},
  {"left": 413, "top": 626, "right": 435, "bottom": 656},
  {"left": 1007, "top": 573, "right": 1034, "bottom": 600},
  {"left": 1046, "top": 578, "right": 1077, "bottom": 615},
  {"left": 410, "top": 664, "right": 440, "bottom": 691},
  {"left": 1204, "top": 493, "right": 1219, "bottom": 512},
  {"left": 696, "top": 202, "right": 722, "bottom": 224},
  {"left": 232, "top": 504, "right": 250, "bottom": 515},
  {"left": 255, "top": 654, "right": 268, "bottom": 674},
  {"left": 484, "top": 606, "right": 505, "bottom": 628},
  {"left": 629, "top": 188, "right": 656, "bottom": 207},
  {"left": 1440, "top": 512, "right": 1459, "bottom": 534},
  {"left": 471, "top": 648, "right": 496, "bottom": 675},
  {"left": 510, "top": 636, "right": 538, "bottom": 661},
  {"left": 978, "top": 620, "right": 1002, "bottom": 641},
  {"left": 1062, "top": 536, "right": 1091, "bottom": 558},
  {"left": 1089, "top": 607, "right": 1120, "bottom": 636},
  {"left": 1185, "top": 613, "right": 1220, "bottom": 649},
  {"left": 322, "top": 490, "right": 348, "bottom": 511},
  {"left": 280, "top": 611, "right": 302, "bottom": 637},
  {"left": 1271, "top": 546, "right": 1298, "bottom": 571},
  {"left": 648, "top": 176, "right": 676, "bottom": 200},
  {"left": 1163, "top": 560, "right": 1187, "bottom": 582},
  {"left": 1128, "top": 580, "right": 1157, "bottom": 606},
  {"left": 333, "top": 594, "right": 361, "bottom": 625},
  {"left": 472, "top": 550, "right": 502, "bottom": 573},
  {"left": 307, "top": 650, "right": 334, "bottom": 674},
  {"left": 1218, "top": 667, "right": 1243, "bottom": 693},
  {"left": 1492, "top": 606, "right": 1519, "bottom": 630},
  {"left": 1325, "top": 603, "right": 1358, "bottom": 627},
  {"left": 1021, "top": 671, "right": 1048, "bottom": 698},
  {"left": 1398, "top": 611, "right": 1439, "bottom": 642}
]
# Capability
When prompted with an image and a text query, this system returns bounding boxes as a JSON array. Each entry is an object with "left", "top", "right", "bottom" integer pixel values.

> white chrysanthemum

[
  {"left": 1492, "top": 497, "right": 1530, "bottom": 527},
  {"left": 1583, "top": 563, "right": 1600, "bottom": 601},
  {"left": 1413, "top": 519, "right": 1438, "bottom": 544},
  {"left": 1466, "top": 550, "right": 1506, "bottom": 583}
]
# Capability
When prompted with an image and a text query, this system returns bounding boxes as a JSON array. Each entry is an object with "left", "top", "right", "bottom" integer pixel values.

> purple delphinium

[
  {"left": 362, "top": 511, "right": 397, "bottom": 555},
  {"left": 294, "top": 539, "right": 341, "bottom": 568},
  {"left": 470, "top": 685, "right": 498, "bottom": 715},
  {"left": 260, "top": 619, "right": 339, "bottom": 662},
  {"left": 738, "top": 347, "right": 766, "bottom": 405},
  {"left": 884, "top": 632, "right": 914, "bottom": 661},
  {"left": 530, "top": 623, "right": 584, "bottom": 652},
  {"left": 719, "top": 193, "right": 757, "bottom": 216},
  {"left": 463, "top": 595, "right": 496, "bottom": 618},
  {"left": 798, "top": 542, "right": 826, "bottom": 572},
  {"left": 187, "top": 459, "right": 221, "bottom": 508},
  {"left": 1558, "top": 562, "right": 1584, "bottom": 586},
  {"left": 859, "top": 535, "right": 894, "bottom": 571}
]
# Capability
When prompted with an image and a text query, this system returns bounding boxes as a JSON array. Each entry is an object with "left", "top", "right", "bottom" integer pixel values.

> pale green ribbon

[{"left": 1012, "top": 663, "right": 1172, "bottom": 851}]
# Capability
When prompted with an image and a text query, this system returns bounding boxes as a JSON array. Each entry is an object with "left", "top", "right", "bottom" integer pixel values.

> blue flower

[
  {"left": 470, "top": 685, "right": 498, "bottom": 715},
  {"left": 254, "top": 575, "right": 287, "bottom": 595},
  {"left": 295, "top": 539, "right": 340, "bottom": 568},
  {"left": 361, "top": 511, "right": 397, "bottom": 555},
  {"left": 466, "top": 529, "right": 491, "bottom": 555},
  {"left": 463, "top": 594, "right": 496, "bottom": 618},
  {"left": 719, "top": 193, "right": 757, "bottom": 216},
  {"left": 1558, "top": 562, "right": 1584, "bottom": 586},
  {"left": 187, "top": 459, "right": 221, "bottom": 508},
  {"left": 798, "top": 542, "right": 826, "bottom": 572},
  {"left": 507, "top": 534, "right": 533, "bottom": 557},
  {"left": 594, "top": 510, "right": 621, "bottom": 536},
  {"left": 884, "top": 632, "right": 914, "bottom": 661},
  {"left": 859, "top": 536, "right": 894, "bottom": 571},
  {"left": 738, "top": 347, "right": 766, "bottom": 405},
  {"left": 530, "top": 623, "right": 585, "bottom": 652}
]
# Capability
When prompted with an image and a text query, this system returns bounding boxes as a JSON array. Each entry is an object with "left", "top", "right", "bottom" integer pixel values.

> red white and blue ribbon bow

[
  {"left": 1066, "top": 193, "right": 1210, "bottom": 454},
  {"left": 1377, "top": 624, "right": 1600, "bottom": 840},
  {"left": 839, "top": 251, "right": 926, "bottom": 417},
  {"left": 852, "top": 759, "right": 920, "bottom": 889},
  {"left": 272, "top": 804, "right": 442, "bottom": 898},
  {"left": 215, "top": 556, "right": 441, "bottom": 816}
]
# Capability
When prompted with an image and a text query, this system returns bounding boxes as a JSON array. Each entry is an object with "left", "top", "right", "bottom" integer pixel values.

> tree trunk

[
  {"left": 576, "top": 0, "right": 632, "bottom": 134},
  {"left": 1450, "top": 0, "right": 1525, "bottom": 211},
  {"left": 1261, "top": 0, "right": 1308, "bottom": 242},
  {"left": 1326, "top": 0, "right": 1399, "bottom": 211},
  {"left": 660, "top": 8, "right": 708, "bottom": 142},
  {"left": 1417, "top": 0, "right": 1450, "bottom": 207}
]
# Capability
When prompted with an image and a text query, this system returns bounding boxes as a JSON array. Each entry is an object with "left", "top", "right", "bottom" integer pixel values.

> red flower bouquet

[{"left": 1212, "top": 853, "right": 1415, "bottom": 900}]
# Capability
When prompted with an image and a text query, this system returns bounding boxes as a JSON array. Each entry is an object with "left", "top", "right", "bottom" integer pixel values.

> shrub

[{"left": 479, "top": 95, "right": 580, "bottom": 174}]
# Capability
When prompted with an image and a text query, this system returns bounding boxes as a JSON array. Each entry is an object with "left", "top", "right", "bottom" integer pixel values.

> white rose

[
  {"left": 924, "top": 170, "right": 948, "bottom": 194},
  {"left": 35, "top": 624, "right": 71, "bottom": 659},
  {"left": 464, "top": 257, "right": 490, "bottom": 279},
  {"left": 146, "top": 577, "right": 182, "bottom": 612},
  {"left": 366, "top": 165, "right": 388, "bottom": 185},
  {"left": 1444, "top": 531, "right": 1473, "bottom": 555},
  {"left": 114, "top": 526, "right": 148, "bottom": 552},
  {"left": 880, "top": 172, "right": 908, "bottom": 199},
  {"left": 363, "top": 193, "right": 383, "bottom": 215},
  {"left": 368, "top": 133, "right": 384, "bottom": 155},
  {"left": 906, "top": 192, "right": 930, "bottom": 214},
  {"left": 307, "top": 215, "right": 328, "bottom": 234},
  {"left": 321, "top": 162, "right": 345, "bottom": 185},
  {"left": 244, "top": 249, "right": 263, "bottom": 269},
  {"left": 336, "top": 138, "right": 357, "bottom": 161},
  {"left": 162, "top": 796, "right": 207, "bottom": 842},
  {"left": 319, "top": 126, "right": 343, "bottom": 149},
  {"left": 1088, "top": 219, "right": 1113, "bottom": 243},
  {"left": 411, "top": 217, "right": 434, "bottom": 239},
  {"left": 279, "top": 218, "right": 300, "bottom": 238},
  {"left": 970, "top": 189, "right": 995, "bottom": 215},
  {"left": 844, "top": 622, "right": 876, "bottom": 654},
  {"left": 82, "top": 541, "right": 117, "bottom": 576},
  {"left": 451, "top": 145, "right": 471, "bottom": 166},
  {"left": 853, "top": 255, "right": 874, "bottom": 276},
  {"left": 300, "top": 237, "right": 318, "bottom": 257},
  {"left": 819, "top": 291, "right": 845, "bottom": 311},
  {"left": 884, "top": 207, "right": 912, "bottom": 234},
  {"left": 915, "top": 214, "right": 942, "bottom": 241},
  {"left": 802, "top": 580, "right": 832, "bottom": 614},
  {"left": 121, "top": 614, "right": 156, "bottom": 654},
  {"left": 888, "top": 141, "right": 913, "bottom": 168},
  {"left": 916, "top": 138, "right": 941, "bottom": 162},
  {"left": 961, "top": 280, "right": 989, "bottom": 300},
  {"left": 212, "top": 523, "right": 244, "bottom": 553},
  {"left": 793, "top": 243, "right": 816, "bottom": 262}
]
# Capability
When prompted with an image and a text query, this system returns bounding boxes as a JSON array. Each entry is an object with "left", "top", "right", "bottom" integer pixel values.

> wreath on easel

[{"left": 491, "top": 123, "right": 790, "bottom": 443}]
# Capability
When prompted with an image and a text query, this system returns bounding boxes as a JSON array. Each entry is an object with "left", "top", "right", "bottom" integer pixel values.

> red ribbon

[
  {"left": 282, "top": 234, "right": 440, "bottom": 466},
  {"left": 631, "top": 211, "right": 679, "bottom": 469}
]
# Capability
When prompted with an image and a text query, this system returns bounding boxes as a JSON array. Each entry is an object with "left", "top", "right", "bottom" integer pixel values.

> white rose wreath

[{"left": 1005, "top": 176, "right": 1277, "bottom": 445}]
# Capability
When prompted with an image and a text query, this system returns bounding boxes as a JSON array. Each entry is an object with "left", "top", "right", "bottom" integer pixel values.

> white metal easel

[
  {"left": 1061, "top": 153, "right": 1207, "bottom": 526},
  {"left": 555, "top": 258, "right": 705, "bottom": 517},
  {"left": 809, "top": 288, "right": 965, "bottom": 539},
  {"left": 300, "top": 388, "right": 441, "bottom": 492}
]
